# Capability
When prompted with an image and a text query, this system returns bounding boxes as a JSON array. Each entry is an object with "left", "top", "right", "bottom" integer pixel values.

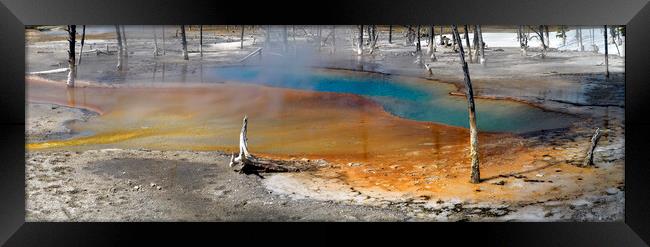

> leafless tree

[
  {"left": 180, "top": 25, "right": 189, "bottom": 60},
  {"left": 463, "top": 25, "right": 472, "bottom": 62},
  {"left": 240, "top": 25, "right": 245, "bottom": 49},
  {"left": 604, "top": 25, "right": 609, "bottom": 78},
  {"left": 121, "top": 25, "right": 128, "bottom": 57},
  {"left": 428, "top": 25, "right": 436, "bottom": 61},
  {"left": 115, "top": 25, "right": 123, "bottom": 70},
  {"left": 388, "top": 25, "right": 393, "bottom": 44},
  {"left": 544, "top": 25, "right": 551, "bottom": 48},
  {"left": 473, "top": 25, "right": 480, "bottom": 62},
  {"left": 557, "top": 25, "right": 567, "bottom": 46},
  {"left": 153, "top": 26, "right": 159, "bottom": 56},
  {"left": 416, "top": 25, "right": 421, "bottom": 52},
  {"left": 577, "top": 26, "right": 584, "bottom": 51},
  {"left": 405, "top": 25, "right": 415, "bottom": 46},
  {"left": 357, "top": 25, "right": 363, "bottom": 55},
  {"left": 535, "top": 25, "right": 547, "bottom": 58},
  {"left": 199, "top": 25, "right": 203, "bottom": 57},
  {"left": 66, "top": 25, "right": 76, "bottom": 87},
  {"left": 162, "top": 25, "right": 166, "bottom": 55},
  {"left": 78, "top": 25, "right": 86, "bottom": 65},
  {"left": 477, "top": 25, "right": 485, "bottom": 64},
  {"left": 452, "top": 25, "right": 481, "bottom": 184},
  {"left": 369, "top": 25, "right": 378, "bottom": 54},
  {"left": 518, "top": 25, "right": 529, "bottom": 56}
]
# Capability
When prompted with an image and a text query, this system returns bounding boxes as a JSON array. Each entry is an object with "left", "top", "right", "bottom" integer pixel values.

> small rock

[
  {"left": 493, "top": 180, "right": 506, "bottom": 186},
  {"left": 536, "top": 173, "right": 544, "bottom": 177},
  {"left": 156, "top": 186, "right": 162, "bottom": 190},
  {"left": 133, "top": 186, "right": 140, "bottom": 191},
  {"left": 150, "top": 183, "right": 156, "bottom": 187},
  {"left": 605, "top": 188, "right": 618, "bottom": 195}
]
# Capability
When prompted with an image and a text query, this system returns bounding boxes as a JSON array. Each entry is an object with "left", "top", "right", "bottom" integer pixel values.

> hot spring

[
  {"left": 207, "top": 66, "right": 575, "bottom": 133},
  {"left": 27, "top": 67, "right": 577, "bottom": 156}
]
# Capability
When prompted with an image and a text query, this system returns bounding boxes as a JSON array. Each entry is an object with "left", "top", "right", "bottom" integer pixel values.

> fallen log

[
  {"left": 582, "top": 127, "right": 603, "bottom": 167},
  {"left": 228, "top": 116, "right": 299, "bottom": 173},
  {"left": 27, "top": 68, "right": 69, "bottom": 75}
]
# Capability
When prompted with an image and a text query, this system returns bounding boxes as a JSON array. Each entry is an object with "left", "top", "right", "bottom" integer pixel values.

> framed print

[{"left": 1, "top": 0, "right": 649, "bottom": 246}]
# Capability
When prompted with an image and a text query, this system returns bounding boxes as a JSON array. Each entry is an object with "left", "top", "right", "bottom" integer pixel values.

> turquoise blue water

[{"left": 209, "top": 66, "right": 575, "bottom": 133}]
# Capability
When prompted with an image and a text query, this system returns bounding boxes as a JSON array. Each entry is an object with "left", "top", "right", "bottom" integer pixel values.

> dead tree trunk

[
  {"left": 357, "top": 25, "right": 363, "bottom": 55},
  {"left": 560, "top": 26, "right": 567, "bottom": 46},
  {"left": 517, "top": 25, "right": 522, "bottom": 48},
  {"left": 405, "top": 25, "right": 415, "bottom": 45},
  {"left": 604, "top": 25, "right": 609, "bottom": 78},
  {"left": 388, "top": 25, "right": 393, "bottom": 44},
  {"left": 78, "top": 25, "right": 86, "bottom": 66},
  {"left": 228, "top": 116, "right": 299, "bottom": 173},
  {"left": 428, "top": 25, "right": 436, "bottom": 61},
  {"left": 519, "top": 25, "right": 529, "bottom": 56},
  {"left": 544, "top": 25, "right": 550, "bottom": 47},
  {"left": 115, "top": 25, "right": 123, "bottom": 70},
  {"left": 369, "top": 25, "right": 378, "bottom": 54},
  {"left": 452, "top": 25, "right": 481, "bottom": 183},
  {"left": 582, "top": 128, "right": 603, "bottom": 167},
  {"left": 439, "top": 26, "right": 444, "bottom": 45},
  {"left": 121, "top": 25, "right": 128, "bottom": 57},
  {"left": 66, "top": 25, "right": 76, "bottom": 87},
  {"left": 199, "top": 25, "right": 203, "bottom": 57},
  {"left": 468, "top": 25, "right": 480, "bottom": 63},
  {"left": 451, "top": 29, "right": 457, "bottom": 49},
  {"left": 539, "top": 25, "right": 547, "bottom": 58},
  {"left": 416, "top": 25, "right": 421, "bottom": 52},
  {"left": 153, "top": 26, "right": 159, "bottom": 56},
  {"left": 477, "top": 25, "right": 485, "bottom": 64},
  {"left": 240, "top": 25, "right": 245, "bottom": 49},
  {"left": 516, "top": 25, "right": 521, "bottom": 46},
  {"left": 577, "top": 27, "right": 584, "bottom": 51},
  {"left": 180, "top": 25, "right": 189, "bottom": 60},
  {"left": 463, "top": 25, "right": 471, "bottom": 62},
  {"left": 162, "top": 25, "right": 166, "bottom": 55}
]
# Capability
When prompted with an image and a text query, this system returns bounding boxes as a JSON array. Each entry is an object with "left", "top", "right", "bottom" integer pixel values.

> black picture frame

[{"left": 1, "top": 0, "right": 649, "bottom": 246}]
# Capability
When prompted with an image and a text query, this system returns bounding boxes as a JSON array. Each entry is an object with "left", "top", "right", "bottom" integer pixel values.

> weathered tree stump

[
  {"left": 228, "top": 116, "right": 299, "bottom": 173},
  {"left": 582, "top": 127, "right": 603, "bottom": 167}
]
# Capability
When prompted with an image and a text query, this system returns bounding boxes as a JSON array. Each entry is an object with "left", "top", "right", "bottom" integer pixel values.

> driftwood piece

[
  {"left": 582, "top": 128, "right": 603, "bottom": 167},
  {"left": 228, "top": 116, "right": 299, "bottom": 173}
]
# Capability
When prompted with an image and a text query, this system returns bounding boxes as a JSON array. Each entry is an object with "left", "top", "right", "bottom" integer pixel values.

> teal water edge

[{"left": 209, "top": 66, "right": 575, "bottom": 133}]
